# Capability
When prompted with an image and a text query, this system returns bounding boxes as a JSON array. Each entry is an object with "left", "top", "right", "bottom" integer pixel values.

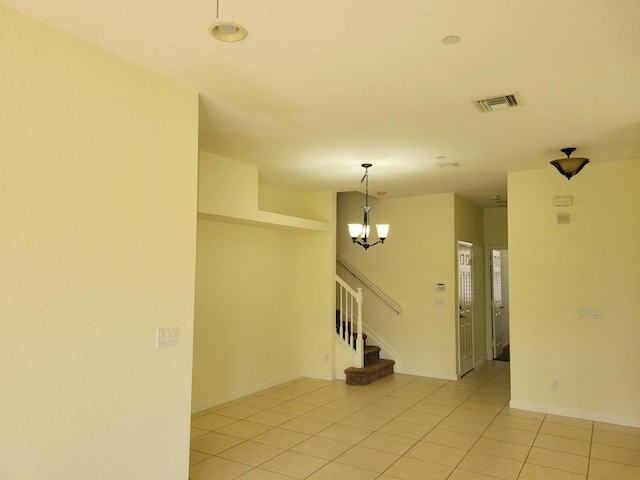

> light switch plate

[
  {"left": 553, "top": 196, "right": 573, "bottom": 206},
  {"left": 579, "top": 308, "right": 601, "bottom": 319},
  {"left": 157, "top": 327, "right": 178, "bottom": 348}
]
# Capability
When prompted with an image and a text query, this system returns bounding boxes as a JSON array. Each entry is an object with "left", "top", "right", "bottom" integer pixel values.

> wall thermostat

[{"left": 434, "top": 283, "right": 446, "bottom": 292}]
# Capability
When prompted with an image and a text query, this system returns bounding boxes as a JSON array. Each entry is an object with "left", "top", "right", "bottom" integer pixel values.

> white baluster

[
  {"left": 339, "top": 286, "right": 344, "bottom": 340},
  {"left": 355, "top": 288, "right": 364, "bottom": 368},
  {"left": 349, "top": 294, "right": 354, "bottom": 348}
]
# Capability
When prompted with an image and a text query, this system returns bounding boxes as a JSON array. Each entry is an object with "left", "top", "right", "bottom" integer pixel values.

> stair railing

[
  {"left": 337, "top": 256, "right": 402, "bottom": 314},
  {"left": 336, "top": 276, "right": 364, "bottom": 368}
]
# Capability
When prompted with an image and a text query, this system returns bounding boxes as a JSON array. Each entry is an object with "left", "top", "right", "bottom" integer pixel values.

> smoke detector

[{"left": 473, "top": 93, "right": 522, "bottom": 112}]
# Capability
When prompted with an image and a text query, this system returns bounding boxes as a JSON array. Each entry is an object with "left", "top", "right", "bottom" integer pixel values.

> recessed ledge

[{"left": 197, "top": 210, "right": 332, "bottom": 233}]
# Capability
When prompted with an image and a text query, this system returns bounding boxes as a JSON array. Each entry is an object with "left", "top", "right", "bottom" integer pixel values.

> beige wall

[
  {"left": 193, "top": 220, "right": 305, "bottom": 406},
  {"left": 337, "top": 192, "right": 461, "bottom": 378},
  {"left": 1, "top": 6, "right": 199, "bottom": 479},
  {"left": 193, "top": 153, "right": 336, "bottom": 410},
  {"left": 484, "top": 207, "right": 509, "bottom": 247},
  {"left": 508, "top": 159, "right": 640, "bottom": 426},
  {"left": 258, "top": 180, "right": 333, "bottom": 222}
]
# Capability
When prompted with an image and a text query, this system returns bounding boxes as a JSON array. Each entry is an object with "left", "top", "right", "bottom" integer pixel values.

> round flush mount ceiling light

[
  {"left": 209, "top": 22, "right": 247, "bottom": 42},
  {"left": 442, "top": 35, "right": 461, "bottom": 45}
]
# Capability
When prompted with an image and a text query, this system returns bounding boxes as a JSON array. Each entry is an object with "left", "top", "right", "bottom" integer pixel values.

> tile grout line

[
  {"left": 442, "top": 366, "right": 511, "bottom": 480},
  {"left": 194, "top": 377, "right": 415, "bottom": 476},
  {"left": 190, "top": 364, "right": 559, "bottom": 479},
  {"left": 194, "top": 368, "right": 640, "bottom": 479},
  {"left": 514, "top": 410, "right": 546, "bottom": 480},
  {"left": 586, "top": 417, "right": 594, "bottom": 480}
]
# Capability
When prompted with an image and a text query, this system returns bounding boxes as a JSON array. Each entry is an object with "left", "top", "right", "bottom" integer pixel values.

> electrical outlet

[
  {"left": 551, "top": 379, "right": 560, "bottom": 391},
  {"left": 324, "top": 353, "right": 329, "bottom": 362}
]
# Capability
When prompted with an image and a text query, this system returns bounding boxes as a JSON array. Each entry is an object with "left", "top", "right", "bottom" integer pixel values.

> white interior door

[
  {"left": 491, "top": 250, "right": 504, "bottom": 358},
  {"left": 491, "top": 249, "right": 510, "bottom": 359},
  {"left": 458, "top": 242, "right": 474, "bottom": 376}
]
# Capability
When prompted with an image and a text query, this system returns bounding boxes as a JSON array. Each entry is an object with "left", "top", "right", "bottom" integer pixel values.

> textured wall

[
  {"left": 193, "top": 154, "right": 336, "bottom": 410},
  {"left": 509, "top": 159, "right": 640, "bottom": 425},
  {"left": 0, "top": 6, "right": 199, "bottom": 479},
  {"left": 337, "top": 192, "right": 459, "bottom": 378},
  {"left": 484, "top": 207, "right": 508, "bottom": 247}
]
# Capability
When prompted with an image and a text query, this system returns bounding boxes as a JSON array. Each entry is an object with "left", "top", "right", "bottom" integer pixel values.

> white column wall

[{"left": 1, "top": 6, "right": 199, "bottom": 479}]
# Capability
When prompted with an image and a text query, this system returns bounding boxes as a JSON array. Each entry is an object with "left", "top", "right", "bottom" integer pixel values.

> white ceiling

[{"left": 6, "top": 0, "right": 640, "bottom": 207}]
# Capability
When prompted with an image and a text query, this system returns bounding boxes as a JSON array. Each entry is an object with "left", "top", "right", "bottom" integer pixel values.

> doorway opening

[
  {"left": 490, "top": 249, "right": 510, "bottom": 361},
  {"left": 457, "top": 241, "right": 474, "bottom": 376}
]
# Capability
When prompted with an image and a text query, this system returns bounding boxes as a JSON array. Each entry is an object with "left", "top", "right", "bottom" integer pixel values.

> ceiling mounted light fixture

[
  {"left": 348, "top": 164, "right": 389, "bottom": 250},
  {"left": 442, "top": 35, "right": 461, "bottom": 45},
  {"left": 550, "top": 147, "right": 590, "bottom": 180},
  {"left": 209, "top": 0, "right": 247, "bottom": 42}
]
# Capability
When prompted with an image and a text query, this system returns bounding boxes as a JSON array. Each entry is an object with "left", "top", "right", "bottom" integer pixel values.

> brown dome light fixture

[{"left": 550, "top": 147, "right": 590, "bottom": 180}]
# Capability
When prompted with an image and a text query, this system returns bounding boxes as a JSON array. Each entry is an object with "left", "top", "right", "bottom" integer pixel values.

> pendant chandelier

[{"left": 348, "top": 163, "right": 389, "bottom": 250}]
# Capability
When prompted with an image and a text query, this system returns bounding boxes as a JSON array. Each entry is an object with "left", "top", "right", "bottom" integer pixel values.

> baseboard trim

[
  {"left": 299, "top": 371, "right": 334, "bottom": 381},
  {"left": 192, "top": 373, "right": 301, "bottom": 414},
  {"left": 395, "top": 367, "right": 458, "bottom": 381},
  {"left": 509, "top": 400, "right": 640, "bottom": 428}
]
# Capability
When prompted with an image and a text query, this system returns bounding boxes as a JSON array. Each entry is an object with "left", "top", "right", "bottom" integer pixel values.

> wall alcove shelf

[
  {"left": 198, "top": 151, "right": 334, "bottom": 233},
  {"left": 197, "top": 210, "right": 332, "bottom": 233}
]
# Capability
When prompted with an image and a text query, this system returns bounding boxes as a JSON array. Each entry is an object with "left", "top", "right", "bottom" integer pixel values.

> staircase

[
  {"left": 336, "top": 313, "right": 395, "bottom": 386},
  {"left": 345, "top": 344, "right": 395, "bottom": 386},
  {"left": 335, "top": 275, "right": 396, "bottom": 385}
]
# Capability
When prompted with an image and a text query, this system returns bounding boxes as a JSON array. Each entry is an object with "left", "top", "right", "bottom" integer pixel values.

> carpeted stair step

[
  {"left": 344, "top": 358, "right": 395, "bottom": 386},
  {"left": 364, "top": 345, "right": 381, "bottom": 366}
]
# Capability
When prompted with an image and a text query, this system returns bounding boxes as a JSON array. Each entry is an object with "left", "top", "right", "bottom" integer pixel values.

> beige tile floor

[{"left": 190, "top": 361, "right": 640, "bottom": 480}]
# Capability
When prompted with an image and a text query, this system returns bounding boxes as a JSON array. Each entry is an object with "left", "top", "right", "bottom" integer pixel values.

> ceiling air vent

[
  {"left": 473, "top": 93, "right": 521, "bottom": 112},
  {"left": 438, "top": 162, "right": 460, "bottom": 168}
]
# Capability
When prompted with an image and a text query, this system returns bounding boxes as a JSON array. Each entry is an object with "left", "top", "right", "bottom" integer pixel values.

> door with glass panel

[
  {"left": 458, "top": 242, "right": 474, "bottom": 376},
  {"left": 491, "top": 249, "right": 510, "bottom": 360}
]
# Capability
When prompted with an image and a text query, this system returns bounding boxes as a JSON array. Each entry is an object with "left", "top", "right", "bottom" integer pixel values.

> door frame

[
  {"left": 457, "top": 241, "right": 474, "bottom": 377},
  {"left": 485, "top": 244, "right": 508, "bottom": 360}
]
